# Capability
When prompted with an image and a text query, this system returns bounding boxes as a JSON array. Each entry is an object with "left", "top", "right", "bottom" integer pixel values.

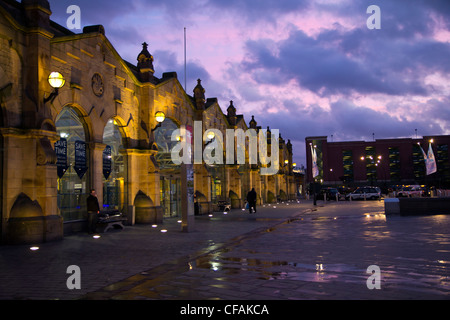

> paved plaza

[{"left": 1, "top": 199, "right": 449, "bottom": 302}]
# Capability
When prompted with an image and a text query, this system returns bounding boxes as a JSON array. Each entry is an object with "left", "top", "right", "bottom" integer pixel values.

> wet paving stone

[{"left": 82, "top": 201, "right": 450, "bottom": 301}]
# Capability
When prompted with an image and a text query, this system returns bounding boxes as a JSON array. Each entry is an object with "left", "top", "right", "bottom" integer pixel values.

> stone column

[
  {"left": 125, "top": 149, "right": 162, "bottom": 224},
  {"left": 181, "top": 164, "right": 194, "bottom": 232},
  {"left": 89, "top": 142, "right": 106, "bottom": 209},
  {"left": 3, "top": 129, "right": 63, "bottom": 244}
]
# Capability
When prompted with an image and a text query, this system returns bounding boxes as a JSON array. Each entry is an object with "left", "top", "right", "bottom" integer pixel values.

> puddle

[{"left": 190, "top": 253, "right": 368, "bottom": 284}]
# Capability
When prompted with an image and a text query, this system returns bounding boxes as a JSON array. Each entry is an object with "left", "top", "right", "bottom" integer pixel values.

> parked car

[
  {"left": 345, "top": 186, "right": 381, "bottom": 200},
  {"left": 319, "top": 187, "right": 341, "bottom": 201},
  {"left": 420, "top": 186, "right": 430, "bottom": 197},
  {"left": 338, "top": 186, "right": 352, "bottom": 197},
  {"left": 397, "top": 185, "right": 422, "bottom": 197}
]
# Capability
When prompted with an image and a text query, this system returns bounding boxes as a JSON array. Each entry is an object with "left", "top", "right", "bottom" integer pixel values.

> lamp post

[{"left": 282, "top": 159, "right": 289, "bottom": 201}]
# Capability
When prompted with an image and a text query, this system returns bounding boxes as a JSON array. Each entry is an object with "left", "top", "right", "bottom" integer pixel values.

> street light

[
  {"left": 206, "top": 131, "right": 215, "bottom": 140},
  {"left": 205, "top": 130, "right": 216, "bottom": 147},
  {"left": 361, "top": 154, "right": 383, "bottom": 186},
  {"left": 44, "top": 72, "right": 65, "bottom": 104},
  {"left": 48, "top": 72, "right": 65, "bottom": 88},
  {"left": 152, "top": 111, "right": 166, "bottom": 132}
]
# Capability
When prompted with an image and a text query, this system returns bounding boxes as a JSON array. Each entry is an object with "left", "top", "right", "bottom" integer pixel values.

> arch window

[
  {"left": 55, "top": 107, "right": 89, "bottom": 222},
  {"left": 102, "top": 119, "right": 127, "bottom": 211},
  {"left": 154, "top": 118, "right": 181, "bottom": 218}
]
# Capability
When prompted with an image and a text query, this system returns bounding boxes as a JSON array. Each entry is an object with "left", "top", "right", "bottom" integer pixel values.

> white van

[{"left": 346, "top": 186, "right": 381, "bottom": 200}]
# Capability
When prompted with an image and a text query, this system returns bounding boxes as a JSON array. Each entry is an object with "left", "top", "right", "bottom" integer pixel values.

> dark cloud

[
  {"left": 315, "top": 0, "right": 450, "bottom": 38},
  {"left": 241, "top": 23, "right": 450, "bottom": 96},
  {"left": 48, "top": 0, "right": 139, "bottom": 27},
  {"left": 250, "top": 98, "right": 447, "bottom": 165},
  {"left": 205, "top": 0, "right": 310, "bottom": 23},
  {"left": 45, "top": 0, "right": 450, "bottom": 166},
  {"left": 153, "top": 50, "right": 211, "bottom": 88}
]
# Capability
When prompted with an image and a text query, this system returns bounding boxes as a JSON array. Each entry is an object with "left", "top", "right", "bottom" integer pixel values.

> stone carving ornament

[{"left": 91, "top": 73, "right": 104, "bottom": 97}]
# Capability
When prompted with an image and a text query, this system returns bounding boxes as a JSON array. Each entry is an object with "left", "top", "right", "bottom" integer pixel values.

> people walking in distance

[
  {"left": 247, "top": 188, "right": 257, "bottom": 214},
  {"left": 86, "top": 189, "right": 100, "bottom": 234}
]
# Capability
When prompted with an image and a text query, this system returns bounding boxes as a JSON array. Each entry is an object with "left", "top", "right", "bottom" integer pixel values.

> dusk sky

[{"left": 47, "top": 0, "right": 450, "bottom": 168}]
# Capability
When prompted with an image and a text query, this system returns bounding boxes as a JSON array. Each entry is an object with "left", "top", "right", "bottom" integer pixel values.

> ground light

[{"left": 30, "top": 246, "right": 39, "bottom": 251}]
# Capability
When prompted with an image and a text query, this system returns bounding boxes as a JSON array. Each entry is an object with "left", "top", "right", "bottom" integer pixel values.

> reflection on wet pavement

[{"left": 84, "top": 203, "right": 450, "bottom": 300}]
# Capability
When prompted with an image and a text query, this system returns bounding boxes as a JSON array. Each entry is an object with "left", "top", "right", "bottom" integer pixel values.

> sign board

[
  {"left": 55, "top": 138, "right": 68, "bottom": 178},
  {"left": 74, "top": 140, "right": 88, "bottom": 179},
  {"left": 103, "top": 145, "right": 112, "bottom": 180}
]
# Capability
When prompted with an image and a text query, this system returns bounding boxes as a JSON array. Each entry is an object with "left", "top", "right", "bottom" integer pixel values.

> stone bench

[
  {"left": 96, "top": 211, "right": 127, "bottom": 233},
  {"left": 385, "top": 197, "right": 450, "bottom": 216},
  {"left": 214, "top": 201, "right": 231, "bottom": 212}
]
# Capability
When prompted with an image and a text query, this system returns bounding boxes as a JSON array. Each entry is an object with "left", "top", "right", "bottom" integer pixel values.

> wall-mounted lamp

[
  {"left": 205, "top": 130, "right": 216, "bottom": 147},
  {"left": 151, "top": 111, "right": 166, "bottom": 132},
  {"left": 280, "top": 159, "right": 290, "bottom": 170},
  {"left": 44, "top": 72, "right": 65, "bottom": 104}
]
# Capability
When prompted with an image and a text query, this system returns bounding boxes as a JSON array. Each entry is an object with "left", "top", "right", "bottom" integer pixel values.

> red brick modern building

[{"left": 305, "top": 135, "right": 450, "bottom": 190}]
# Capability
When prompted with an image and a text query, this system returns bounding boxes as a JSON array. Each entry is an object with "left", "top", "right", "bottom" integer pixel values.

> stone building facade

[{"left": 0, "top": 0, "right": 296, "bottom": 244}]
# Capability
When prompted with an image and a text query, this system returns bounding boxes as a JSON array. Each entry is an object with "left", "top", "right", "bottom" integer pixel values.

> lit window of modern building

[{"left": 305, "top": 135, "right": 450, "bottom": 191}]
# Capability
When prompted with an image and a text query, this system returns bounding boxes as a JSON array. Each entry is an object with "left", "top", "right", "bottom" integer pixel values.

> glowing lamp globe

[
  {"left": 48, "top": 72, "right": 65, "bottom": 89},
  {"left": 206, "top": 131, "right": 215, "bottom": 140},
  {"left": 155, "top": 111, "right": 165, "bottom": 123}
]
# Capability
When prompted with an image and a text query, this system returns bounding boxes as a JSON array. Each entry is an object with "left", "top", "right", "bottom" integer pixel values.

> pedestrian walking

[
  {"left": 246, "top": 188, "right": 257, "bottom": 213},
  {"left": 87, "top": 189, "right": 100, "bottom": 233}
]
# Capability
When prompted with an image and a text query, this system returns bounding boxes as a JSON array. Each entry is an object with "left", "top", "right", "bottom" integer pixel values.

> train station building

[{"left": 0, "top": 0, "right": 296, "bottom": 244}]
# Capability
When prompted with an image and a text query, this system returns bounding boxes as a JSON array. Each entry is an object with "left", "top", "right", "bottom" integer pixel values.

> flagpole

[{"left": 184, "top": 27, "right": 187, "bottom": 92}]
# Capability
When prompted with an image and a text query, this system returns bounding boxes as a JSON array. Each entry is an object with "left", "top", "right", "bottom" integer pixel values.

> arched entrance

[
  {"left": 55, "top": 107, "right": 90, "bottom": 225},
  {"left": 154, "top": 118, "right": 181, "bottom": 218},
  {"left": 102, "top": 119, "right": 127, "bottom": 211}
]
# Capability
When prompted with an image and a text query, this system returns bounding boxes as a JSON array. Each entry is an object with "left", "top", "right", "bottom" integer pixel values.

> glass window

[
  {"left": 342, "top": 150, "right": 354, "bottom": 182},
  {"left": 102, "top": 119, "right": 127, "bottom": 211},
  {"left": 55, "top": 107, "right": 88, "bottom": 222},
  {"left": 155, "top": 118, "right": 182, "bottom": 217},
  {"left": 154, "top": 118, "right": 180, "bottom": 171}
]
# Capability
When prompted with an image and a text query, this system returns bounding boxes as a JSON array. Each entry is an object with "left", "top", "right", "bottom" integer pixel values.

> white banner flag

[
  {"left": 426, "top": 142, "right": 437, "bottom": 175},
  {"left": 419, "top": 143, "right": 437, "bottom": 175},
  {"left": 311, "top": 145, "right": 319, "bottom": 178}
]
